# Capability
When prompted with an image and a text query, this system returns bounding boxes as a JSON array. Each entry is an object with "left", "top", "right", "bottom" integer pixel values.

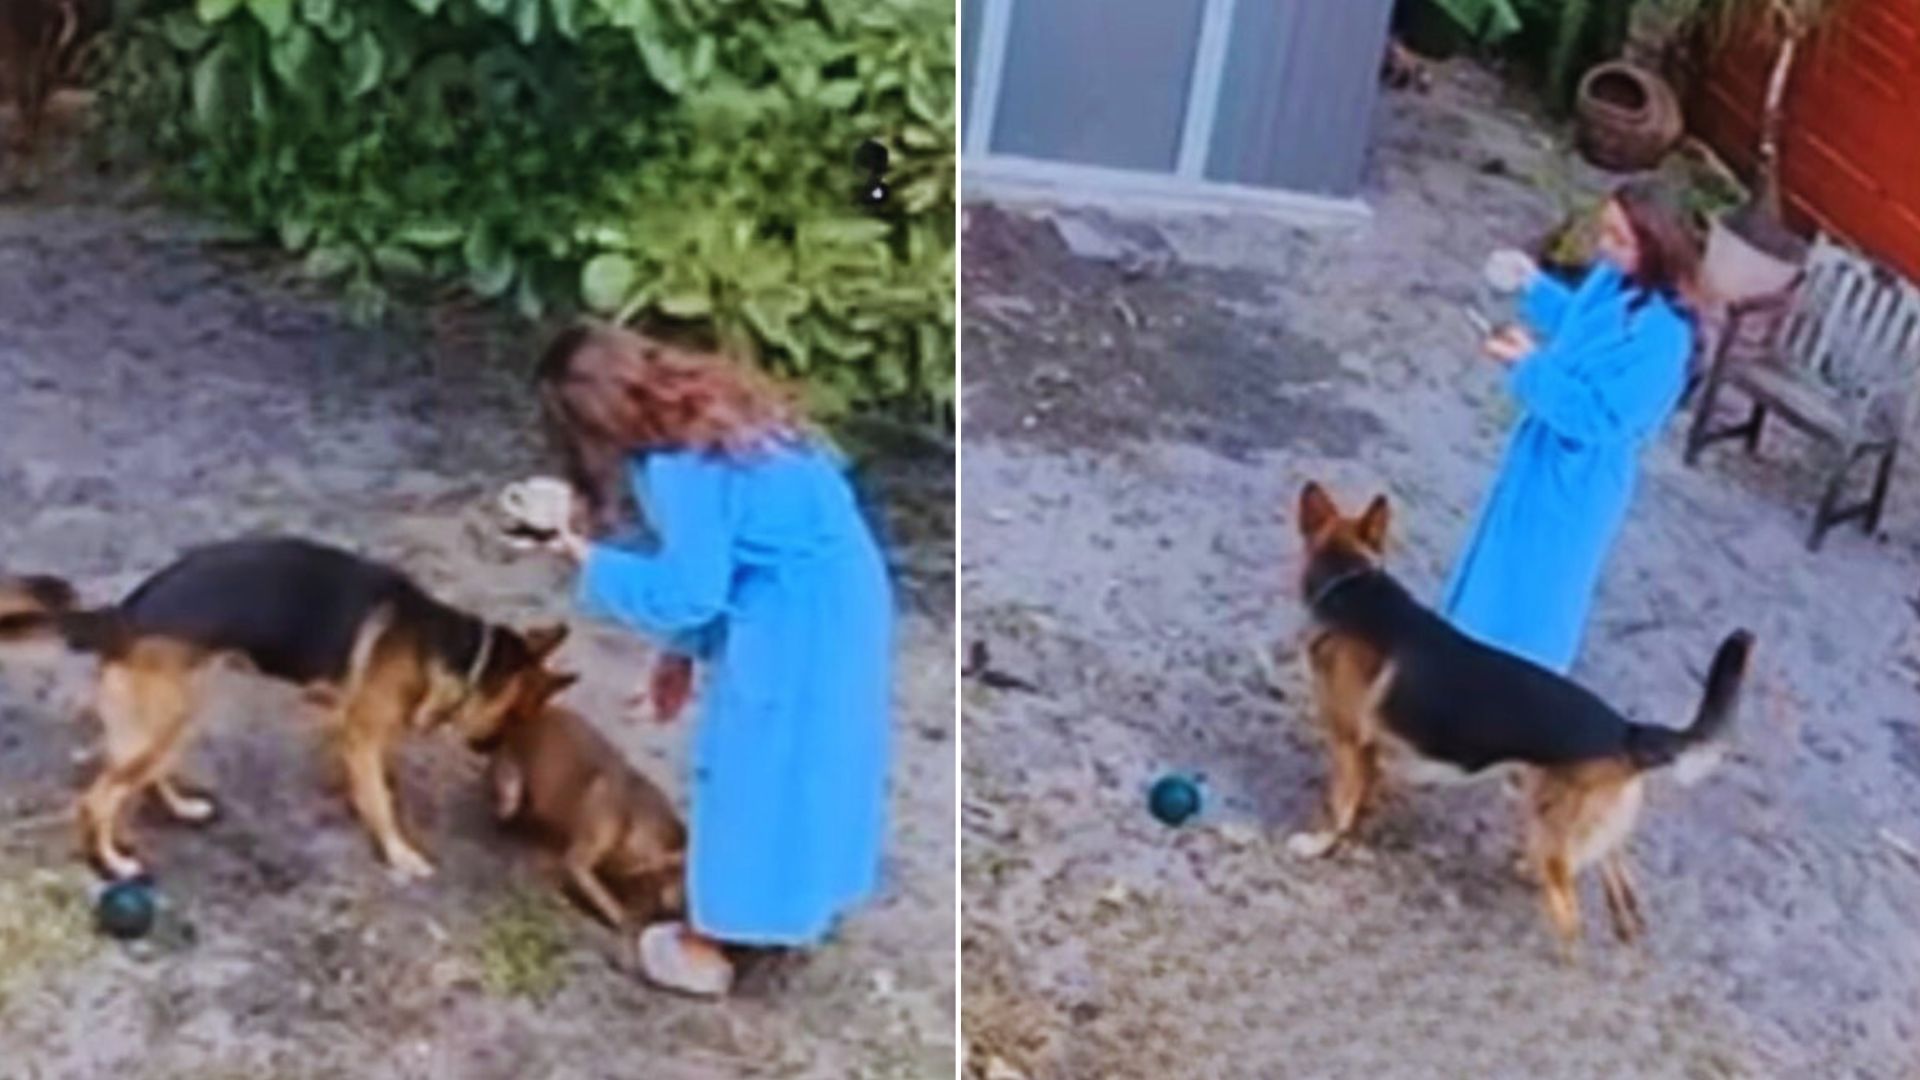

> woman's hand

[
  {"left": 1483, "top": 325, "right": 1538, "bottom": 365},
  {"left": 638, "top": 654, "right": 695, "bottom": 725}
]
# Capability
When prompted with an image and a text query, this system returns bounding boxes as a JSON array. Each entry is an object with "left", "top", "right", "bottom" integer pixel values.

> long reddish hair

[
  {"left": 1612, "top": 181, "right": 1701, "bottom": 315},
  {"left": 537, "top": 323, "right": 808, "bottom": 531}
]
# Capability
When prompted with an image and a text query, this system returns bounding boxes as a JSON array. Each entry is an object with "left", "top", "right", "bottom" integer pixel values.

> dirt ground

[
  {"left": 961, "top": 65, "right": 1920, "bottom": 1079},
  {"left": 0, "top": 173, "right": 955, "bottom": 1075}
]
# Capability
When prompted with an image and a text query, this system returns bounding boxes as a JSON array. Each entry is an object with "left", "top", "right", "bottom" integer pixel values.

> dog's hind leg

[
  {"left": 562, "top": 783, "right": 633, "bottom": 930},
  {"left": 79, "top": 651, "right": 202, "bottom": 879},
  {"left": 1598, "top": 854, "right": 1646, "bottom": 944},
  {"left": 1536, "top": 851, "right": 1583, "bottom": 964}
]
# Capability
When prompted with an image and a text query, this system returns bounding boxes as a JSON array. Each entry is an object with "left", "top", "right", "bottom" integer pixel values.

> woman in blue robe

[
  {"left": 1442, "top": 183, "right": 1700, "bottom": 674},
  {"left": 537, "top": 324, "right": 891, "bottom": 996}
]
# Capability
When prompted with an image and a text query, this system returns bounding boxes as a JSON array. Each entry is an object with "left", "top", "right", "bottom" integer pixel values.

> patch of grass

[
  {"left": 0, "top": 866, "right": 99, "bottom": 1013},
  {"left": 473, "top": 888, "right": 571, "bottom": 1003}
]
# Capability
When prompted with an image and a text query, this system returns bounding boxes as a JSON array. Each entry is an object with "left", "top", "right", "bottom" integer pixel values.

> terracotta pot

[{"left": 1574, "top": 62, "right": 1683, "bottom": 172}]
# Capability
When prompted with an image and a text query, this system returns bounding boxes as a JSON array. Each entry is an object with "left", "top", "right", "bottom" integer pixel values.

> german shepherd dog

[
  {"left": 481, "top": 667, "right": 687, "bottom": 951},
  {"left": 1290, "top": 483, "right": 1753, "bottom": 954},
  {"left": 0, "top": 537, "right": 568, "bottom": 881}
]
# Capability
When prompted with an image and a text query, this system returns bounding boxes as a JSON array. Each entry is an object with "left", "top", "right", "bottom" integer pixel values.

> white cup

[
  {"left": 499, "top": 477, "right": 574, "bottom": 535},
  {"left": 1484, "top": 248, "right": 1538, "bottom": 294}
]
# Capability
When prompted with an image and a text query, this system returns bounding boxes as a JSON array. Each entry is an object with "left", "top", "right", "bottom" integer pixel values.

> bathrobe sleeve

[
  {"left": 1521, "top": 272, "right": 1576, "bottom": 335},
  {"left": 576, "top": 452, "right": 733, "bottom": 656},
  {"left": 1507, "top": 306, "right": 1690, "bottom": 446}
]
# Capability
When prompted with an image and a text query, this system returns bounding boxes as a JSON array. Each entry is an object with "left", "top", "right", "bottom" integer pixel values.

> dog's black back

[
  {"left": 1315, "top": 572, "right": 1638, "bottom": 771},
  {"left": 117, "top": 537, "right": 477, "bottom": 685}
]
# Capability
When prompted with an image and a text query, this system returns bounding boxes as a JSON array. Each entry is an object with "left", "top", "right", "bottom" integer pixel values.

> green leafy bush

[{"left": 98, "top": 0, "right": 955, "bottom": 421}]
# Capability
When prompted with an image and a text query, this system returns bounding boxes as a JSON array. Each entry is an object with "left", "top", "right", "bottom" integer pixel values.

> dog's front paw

[
  {"left": 158, "top": 781, "right": 218, "bottom": 824},
  {"left": 385, "top": 845, "right": 436, "bottom": 881},
  {"left": 98, "top": 847, "right": 146, "bottom": 882},
  {"left": 1286, "top": 831, "right": 1340, "bottom": 860},
  {"left": 169, "top": 794, "right": 218, "bottom": 824}
]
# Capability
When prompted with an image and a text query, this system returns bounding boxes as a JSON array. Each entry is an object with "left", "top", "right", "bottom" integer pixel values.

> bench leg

[
  {"left": 1866, "top": 444, "right": 1899, "bottom": 535},
  {"left": 1743, "top": 403, "right": 1767, "bottom": 455},
  {"left": 1684, "top": 366, "right": 1727, "bottom": 467},
  {"left": 1810, "top": 465, "right": 1846, "bottom": 552},
  {"left": 1809, "top": 443, "right": 1889, "bottom": 552},
  {"left": 1683, "top": 376, "right": 1769, "bottom": 468}
]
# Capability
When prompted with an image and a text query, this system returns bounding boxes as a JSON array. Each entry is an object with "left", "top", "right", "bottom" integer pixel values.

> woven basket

[{"left": 1575, "top": 62, "right": 1683, "bottom": 173}]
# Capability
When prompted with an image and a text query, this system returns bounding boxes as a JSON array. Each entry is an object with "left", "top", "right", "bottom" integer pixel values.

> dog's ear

[
  {"left": 538, "top": 670, "right": 581, "bottom": 701},
  {"left": 1357, "top": 495, "right": 1391, "bottom": 551},
  {"left": 1299, "top": 482, "right": 1338, "bottom": 538},
  {"left": 522, "top": 622, "right": 570, "bottom": 660}
]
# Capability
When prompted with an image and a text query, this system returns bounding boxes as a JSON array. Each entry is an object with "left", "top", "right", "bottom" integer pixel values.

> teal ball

[
  {"left": 96, "top": 879, "right": 157, "bottom": 940},
  {"left": 1148, "top": 774, "right": 1203, "bottom": 826}
]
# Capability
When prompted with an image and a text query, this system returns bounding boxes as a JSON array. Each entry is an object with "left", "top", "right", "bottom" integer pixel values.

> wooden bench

[{"left": 1684, "top": 235, "right": 1920, "bottom": 551}]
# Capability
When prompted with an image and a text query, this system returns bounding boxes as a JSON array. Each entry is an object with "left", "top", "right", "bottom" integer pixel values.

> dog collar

[
  {"left": 1307, "top": 566, "right": 1376, "bottom": 609},
  {"left": 462, "top": 624, "right": 496, "bottom": 694}
]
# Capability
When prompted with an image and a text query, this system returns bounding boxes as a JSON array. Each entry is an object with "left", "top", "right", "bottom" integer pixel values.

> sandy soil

[
  {"left": 961, "top": 65, "right": 1920, "bottom": 1080},
  {"left": 0, "top": 179, "right": 955, "bottom": 1077}
]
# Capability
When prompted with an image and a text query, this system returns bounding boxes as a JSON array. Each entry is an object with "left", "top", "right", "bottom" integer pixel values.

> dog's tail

[
  {"left": 1625, "top": 629, "right": 1754, "bottom": 785},
  {"left": 0, "top": 576, "right": 126, "bottom": 656}
]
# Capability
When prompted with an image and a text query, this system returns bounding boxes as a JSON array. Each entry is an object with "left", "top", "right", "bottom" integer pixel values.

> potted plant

[{"left": 1640, "top": 0, "right": 1857, "bottom": 302}]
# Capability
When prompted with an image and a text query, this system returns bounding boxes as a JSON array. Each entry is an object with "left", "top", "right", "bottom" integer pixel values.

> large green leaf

[
  {"left": 160, "top": 11, "right": 217, "bottom": 50},
  {"left": 303, "top": 244, "right": 359, "bottom": 280},
  {"left": 343, "top": 32, "right": 385, "bottom": 97},
  {"left": 247, "top": 0, "right": 294, "bottom": 36},
  {"left": 394, "top": 221, "right": 465, "bottom": 249},
  {"left": 814, "top": 80, "right": 859, "bottom": 109},
  {"left": 268, "top": 24, "right": 320, "bottom": 86},
  {"left": 550, "top": 0, "right": 583, "bottom": 38},
  {"left": 373, "top": 244, "right": 429, "bottom": 276},
  {"left": 800, "top": 218, "right": 892, "bottom": 247},
  {"left": 464, "top": 227, "right": 516, "bottom": 298},
  {"left": 189, "top": 43, "right": 241, "bottom": 135},
  {"left": 513, "top": 0, "right": 542, "bottom": 44},
  {"left": 196, "top": 0, "right": 243, "bottom": 22},
  {"left": 634, "top": 34, "right": 689, "bottom": 94},
  {"left": 742, "top": 284, "right": 808, "bottom": 351},
  {"left": 580, "top": 253, "right": 638, "bottom": 312}
]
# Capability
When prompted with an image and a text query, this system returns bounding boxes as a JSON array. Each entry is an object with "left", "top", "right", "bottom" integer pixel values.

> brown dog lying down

[{"left": 483, "top": 668, "right": 687, "bottom": 950}]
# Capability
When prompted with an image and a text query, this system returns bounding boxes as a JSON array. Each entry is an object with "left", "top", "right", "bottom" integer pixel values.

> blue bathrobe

[
  {"left": 1440, "top": 264, "right": 1692, "bottom": 674},
  {"left": 575, "top": 444, "right": 892, "bottom": 946}
]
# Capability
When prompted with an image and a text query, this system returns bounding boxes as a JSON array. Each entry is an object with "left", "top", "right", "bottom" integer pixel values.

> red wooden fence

[{"left": 1688, "top": 0, "right": 1920, "bottom": 283}]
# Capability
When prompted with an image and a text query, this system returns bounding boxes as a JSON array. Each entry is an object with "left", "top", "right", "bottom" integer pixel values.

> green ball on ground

[
  {"left": 95, "top": 878, "right": 157, "bottom": 940},
  {"left": 1148, "top": 774, "right": 1203, "bottom": 826}
]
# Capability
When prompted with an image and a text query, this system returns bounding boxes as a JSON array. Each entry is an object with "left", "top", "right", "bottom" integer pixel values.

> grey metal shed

[{"left": 963, "top": 0, "right": 1397, "bottom": 219}]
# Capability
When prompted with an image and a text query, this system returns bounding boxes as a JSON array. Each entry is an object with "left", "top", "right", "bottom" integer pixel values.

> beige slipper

[{"left": 637, "top": 923, "right": 733, "bottom": 998}]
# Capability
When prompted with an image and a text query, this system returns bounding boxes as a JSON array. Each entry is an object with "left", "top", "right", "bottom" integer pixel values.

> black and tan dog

[
  {"left": 482, "top": 667, "right": 687, "bottom": 950},
  {"left": 1289, "top": 483, "right": 1753, "bottom": 953},
  {"left": 0, "top": 536, "right": 567, "bottom": 881}
]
